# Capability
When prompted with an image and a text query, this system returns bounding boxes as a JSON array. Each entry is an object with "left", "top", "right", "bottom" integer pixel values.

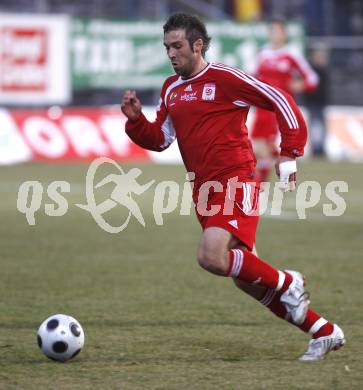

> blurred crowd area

[
  {"left": 2, "top": 0, "right": 362, "bottom": 35},
  {"left": 0, "top": 0, "right": 362, "bottom": 107}
]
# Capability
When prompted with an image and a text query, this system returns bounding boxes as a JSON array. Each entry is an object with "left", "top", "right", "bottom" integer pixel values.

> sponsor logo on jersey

[
  {"left": 202, "top": 83, "right": 216, "bottom": 100},
  {"left": 184, "top": 84, "right": 193, "bottom": 91},
  {"left": 169, "top": 91, "right": 178, "bottom": 101},
  {"left": 180, "top": 91, "right": 198, "bottom": 102}
]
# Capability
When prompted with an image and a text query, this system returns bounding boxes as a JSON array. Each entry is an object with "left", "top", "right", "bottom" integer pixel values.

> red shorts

[
  {"left": 195, "top": 179, "right": 260, "bottom": 251},
  {"left": 251, "top": 108, "right": 278, "bottom": 141}
]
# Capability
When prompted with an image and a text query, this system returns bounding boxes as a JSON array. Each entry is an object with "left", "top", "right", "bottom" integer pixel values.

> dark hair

[
  {"left": 163, "top": 13, "right": 211, "bottom": 57},
  {"left": 269, "top": 16, "right": 287, "bottom": 27}
]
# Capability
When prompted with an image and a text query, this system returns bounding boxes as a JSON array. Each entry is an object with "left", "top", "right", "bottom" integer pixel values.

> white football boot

[
  {"left": 299, "top": 324, "right": 346, "bottom": 361},
  {"left": 280, "top": 270, "right": 310, "bottom": 325}
]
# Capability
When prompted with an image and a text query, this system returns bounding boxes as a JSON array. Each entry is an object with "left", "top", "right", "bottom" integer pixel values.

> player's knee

[{"left": 197, "top": 247, "right": 228, "bottom": 276}]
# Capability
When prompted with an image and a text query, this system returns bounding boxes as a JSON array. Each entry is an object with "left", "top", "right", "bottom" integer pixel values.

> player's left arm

[
  {"left": 224, "top": 69, "right": 308, "bottom": 191},
  {"left": 290, "top": 52, "right": 319, "bottom": 93},
  {"left": 262, "top": 87, "right": 307, "bottom": 191}
]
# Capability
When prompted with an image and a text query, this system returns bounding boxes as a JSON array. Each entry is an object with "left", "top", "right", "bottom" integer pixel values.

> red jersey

[
  {"left": 255, "top": 46, "right": 319, "bottom": 95},
  {"left": 125, "top": 62, "right": 307, "bottom": 194}
]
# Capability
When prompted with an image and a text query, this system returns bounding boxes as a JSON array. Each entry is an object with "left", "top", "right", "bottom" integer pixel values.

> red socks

[
  {"left": 228, "top": 249, "right": 334, "bottom": 338},
  {"left": 301, "top": 310, "right": 334, "bottom": 338},
  {"left": 228, "top": 248, "right": 292, "bottom": 292},
  {"left": 260, "top": 289, "right": 334, "bottom": 338},
  {"left": 312, "top": 322, "right": 334, "bottom": 339}
]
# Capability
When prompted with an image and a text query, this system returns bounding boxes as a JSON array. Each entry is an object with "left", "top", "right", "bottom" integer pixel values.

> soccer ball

[{"left": 37, "top": 314, "right": 85, "bottom": 362}]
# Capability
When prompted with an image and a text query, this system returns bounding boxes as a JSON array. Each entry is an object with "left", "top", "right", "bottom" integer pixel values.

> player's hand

[
  {"left": 289, "top": 78, "right": 305, "bottom": 94},
  {"left": 121, "top": 90, "right": 142, "bottom": 121},
  {"left": 275, "top": 156, "right": 297, "bottom": 192}
]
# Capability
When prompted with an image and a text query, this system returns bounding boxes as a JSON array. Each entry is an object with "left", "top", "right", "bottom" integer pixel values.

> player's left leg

[
  {"left": 228, "top": 247, "right": 309, "bottom": 325},
  {"left": 227, "top": 235, "right": 345, "bottom": 360},
  {"left": 196, "top": 180, "right": 309, "bottom": 325},
  {"left": 299, "top": 323, "right": 345, "bottom": 361},
  {"left": 197, "top": 178, "right": 344, "bottom": 360},
  {"left": 197, "top": 225, "right": 343, "bottom": 360},
  {"left": 197, "top": 227, "right": 309, "bottom": 325},
  {"left": 232, "top": 258, "right": 345, "bottom": 360},
  {"left": 258, "top": 282, "right": 345, "bottom": 361}
]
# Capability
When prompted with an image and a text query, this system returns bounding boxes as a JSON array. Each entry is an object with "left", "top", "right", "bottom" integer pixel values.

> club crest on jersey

[{"left": 202, "top": 83, "right": 216, "bottom": 101}]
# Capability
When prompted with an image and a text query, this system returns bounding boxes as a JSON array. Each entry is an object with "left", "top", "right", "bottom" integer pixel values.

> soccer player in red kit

[
  {"left": 251, "top": 18, "right": 319, "bottom": 182},
  {"left": 121, "top": 13, "right": 344, "bottom": 361}
]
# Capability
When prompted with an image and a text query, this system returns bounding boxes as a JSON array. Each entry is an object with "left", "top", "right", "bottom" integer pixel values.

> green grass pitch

[{"left": 0, "top": 160, "right": 362, "bottom": 389}]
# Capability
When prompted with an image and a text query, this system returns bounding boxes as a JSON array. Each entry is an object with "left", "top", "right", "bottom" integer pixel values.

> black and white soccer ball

[{"left": 37, "top": 314, "right": 85, "bottom": 362}]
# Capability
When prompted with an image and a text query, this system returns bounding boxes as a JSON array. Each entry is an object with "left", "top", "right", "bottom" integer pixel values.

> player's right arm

[
  {"left": 121, "top": 90, "right": 142, "bottom": 121},
  {"left": 121, "top": 87, "right": 176, "bottom": 152}
]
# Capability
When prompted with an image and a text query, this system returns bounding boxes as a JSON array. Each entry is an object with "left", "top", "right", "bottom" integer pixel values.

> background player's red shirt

[
  {"left": 254, "top": 46, "right": 319, "bottom": 95},
  {"left": 125, "top": 63, "right": 307, "bottom": 194}
]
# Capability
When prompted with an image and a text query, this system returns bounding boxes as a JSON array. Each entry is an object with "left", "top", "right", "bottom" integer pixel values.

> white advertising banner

[
  {"left": 0, "top": 13, "right": 70, "bottom": 105},
  {"left": 325, "top": 107, "right": 363, "bottom": 161}
]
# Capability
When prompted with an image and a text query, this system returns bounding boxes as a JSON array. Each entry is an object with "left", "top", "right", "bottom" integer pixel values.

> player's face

[
  {"left": 164, "top": 29, "right": 200, "bottom": 78},
  {"left": 270, "top": 23, "right": 287, "bottom": 47}
]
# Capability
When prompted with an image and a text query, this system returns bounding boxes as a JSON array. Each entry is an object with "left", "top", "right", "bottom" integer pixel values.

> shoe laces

[{"left": 282, "top": 290, "right": 310, "bottom": 308}]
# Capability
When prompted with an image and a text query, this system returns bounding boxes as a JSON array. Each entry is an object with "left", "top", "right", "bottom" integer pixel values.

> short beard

[{"left": 177, "top": 64, "right": 193, "bottom": 79}]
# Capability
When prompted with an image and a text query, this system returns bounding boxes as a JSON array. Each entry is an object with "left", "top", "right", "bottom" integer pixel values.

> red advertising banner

[
  {"left": 0, "top": 107, "right": 151, "bottom": 164},
  {"left": 0, "top": 27, "right": 48, "bottom": 92},
  {"left": 0, "top": 14, "right": 70, "bottom": 105},
  {"left": 0, "top": 106, "right": 362, "bottom": 165}
]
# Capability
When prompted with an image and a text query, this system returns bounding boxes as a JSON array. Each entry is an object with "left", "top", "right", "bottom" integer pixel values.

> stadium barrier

[{"left": 0, "top": 106, "right": 362, "bottom": 165}]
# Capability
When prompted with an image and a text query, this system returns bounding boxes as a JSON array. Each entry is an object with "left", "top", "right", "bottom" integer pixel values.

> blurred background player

[
  {"left": 305, "top": 44, "right": 330, "bottom": 157},
  {"left": 251, "top": 18, "right": 319, "bottom": 182}
]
